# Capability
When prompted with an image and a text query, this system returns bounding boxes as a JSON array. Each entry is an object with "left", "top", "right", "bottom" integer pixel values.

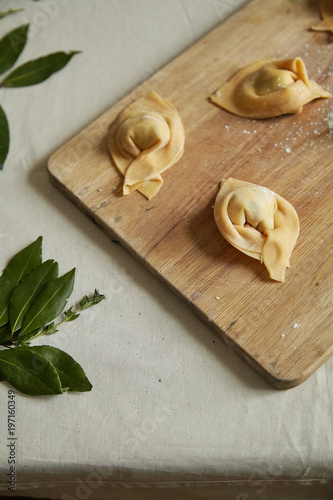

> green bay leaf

[
  {"left": 0, "top": 104, "right": 9, "bottom": 170},
  {"left": 0, "top": 50, "right": 80, "bottom": 87},
  {"left": 0, "top": 24, "right": 29, "bottom": 76},
  {"left": 9, "top": 259, "right": 59, "bottom": 334},
  {"left": 0, "top": 323, "right": 11, "bottom": 345},
  {"left": 0, "top": 347, "right": 63, "bottom": 396},
  {"left": 30, "top": 345, "right": 92, "bottom": 392},
  {"left": 0, "top": 237, "right": 43, "bottom": 327},
  {"left": 20, "top": 268, "right": 75, "bottom": 338}
]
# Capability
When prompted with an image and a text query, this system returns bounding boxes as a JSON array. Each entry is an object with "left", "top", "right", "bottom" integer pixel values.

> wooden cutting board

[{"left": 47, "top": 0, "right": 333, "bottom": 389}]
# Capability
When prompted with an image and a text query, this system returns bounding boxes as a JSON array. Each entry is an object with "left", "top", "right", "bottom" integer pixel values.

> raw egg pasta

[
  {"left": 210, "top": 58, "right": 331, "bottom": 119},
  {"left": 214, "top": 178, "right": 300, "bottom": 282},
  {"left": 107, "top": 91, "right": 184, "bottom": 199},
  {"left": 312, "top": 0, "right": 333, "bottom": 33}
]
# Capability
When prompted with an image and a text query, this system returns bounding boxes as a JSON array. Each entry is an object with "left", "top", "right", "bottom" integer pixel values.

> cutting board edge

[{"left": 190, "top": 307, "right": 333, "bottom": 390}]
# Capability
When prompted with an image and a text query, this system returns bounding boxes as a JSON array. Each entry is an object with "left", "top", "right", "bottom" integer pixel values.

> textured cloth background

[{"left": 0, "top": 1, "right": 332, "bottom": 499}]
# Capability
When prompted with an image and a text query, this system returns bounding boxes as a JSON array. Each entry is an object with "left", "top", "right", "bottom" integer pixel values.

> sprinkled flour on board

[{"left": 324, "top": 108, "right": 333, "bottom": 133}]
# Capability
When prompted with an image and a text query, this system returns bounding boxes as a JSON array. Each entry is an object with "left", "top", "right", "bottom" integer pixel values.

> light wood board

[{"left": 47, "top": 0, "right": 333, "bottom": 389}]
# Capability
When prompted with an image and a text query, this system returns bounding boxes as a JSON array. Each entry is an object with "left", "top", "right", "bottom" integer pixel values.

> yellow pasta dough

[
  {"left": 214, "top": 178, "right": 300, "bottom": 282},
  {"left": 107, "top": 91, "right": 185, "bottom": 199},
  {"left": 210, "top": 57, "right": 331, "bottom": 119},
  {"left": 312, "top": 0, "right": 333, "bottom": 33}
]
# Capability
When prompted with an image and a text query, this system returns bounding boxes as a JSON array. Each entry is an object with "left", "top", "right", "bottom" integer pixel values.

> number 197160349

[{"left": 7, "top": 390, "right": 16, "bottom": 437}]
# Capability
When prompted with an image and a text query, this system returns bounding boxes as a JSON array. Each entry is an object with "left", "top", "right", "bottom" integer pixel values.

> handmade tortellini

[
  {"left": 214, "top": 178, "right": 300, "bottom": 282},
  {"left": 210, "top": 57, "right": 331, "bottom": 119},
  {"left": 107, "top": 91, "right": 185, "bottom": 199},
  {"left": 311, "top": 0, "right": 333, "bottom": 33}
]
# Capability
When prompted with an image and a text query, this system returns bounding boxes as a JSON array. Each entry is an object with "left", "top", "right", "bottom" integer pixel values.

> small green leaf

[
  {"left": 0, "top": 24, "right": 29, "bottom": 76},
  {"left": 0, "top": 50, "right": 80, "bottom": 87},
  {"left": 43, "top": 322, "right": 58, "bottom": 335},
  {"left": 0, "top": 9, "right": 24, "bottom": 20},
  {"left": 20, "top": 268, "right": 76, "bottom": 338},
  {"left": 80, "top": 289, "right": 106, "bottom": 309},
  {"left": 64, "top": 306, "right": 80, "bottom": 322},
  {"left": 0, "top": 237, "right": 42, "bottom": 327},
  {"left": 0, "top": 104, "right": 9, "bottom": 170},
  {"left": 0, "top": 347, "right": 63, "bottom": 396},
  {"left": 30, "top": 345, "right": 92, "bottom": 392},
  {"left": 9, "top": 259, "right": 59, "bottom": 334}
]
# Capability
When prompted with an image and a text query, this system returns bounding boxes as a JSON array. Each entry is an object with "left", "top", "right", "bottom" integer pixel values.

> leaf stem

[
  {"left": 19, "top": 289, "right": 105, "bottom": 344},
  {"left": 0, "top": 9, "right": 24, "bottom": 20}
]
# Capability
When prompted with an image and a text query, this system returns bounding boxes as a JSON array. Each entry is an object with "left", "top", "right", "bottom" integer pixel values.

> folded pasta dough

[
  {"left": 214, "top": 178, "right": 300, "bottom": 282},
  {"left": 311, "top": 0, "right": 333, "bottom": 33},
  {"left": 210, "top": 57, "right": 331, "bottom": 119},
  {"left": 107, "top": 91, "right": 184, "bottom": 199}
]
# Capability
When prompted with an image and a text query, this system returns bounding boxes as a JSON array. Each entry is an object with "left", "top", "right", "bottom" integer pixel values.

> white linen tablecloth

[{"left": 0, "top": 1, "right": 332, "bottom": 499}]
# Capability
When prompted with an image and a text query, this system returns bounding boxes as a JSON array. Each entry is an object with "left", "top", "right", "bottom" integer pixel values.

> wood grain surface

[{"left": 47, "top": 0, "right": 333, "bottom": 389}]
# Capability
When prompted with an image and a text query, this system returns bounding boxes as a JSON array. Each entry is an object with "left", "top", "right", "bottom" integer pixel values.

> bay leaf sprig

[
  {"left": 0, "top": 237, "right": 105, "bottom": 396},
  {"left": 20, "top": 288, "right": 106, "bottom": 344},
  {"left": 0, "top": 12, "right": 80, "bottom": 169}
]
